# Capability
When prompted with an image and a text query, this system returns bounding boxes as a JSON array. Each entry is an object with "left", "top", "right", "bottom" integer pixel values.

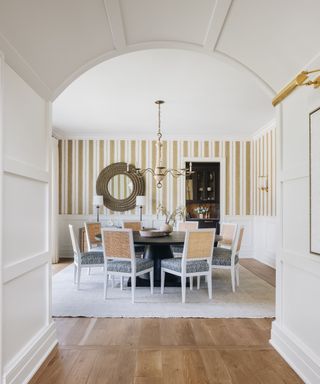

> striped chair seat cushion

[
  {"left": 171, "top": 245, "right": 183, "bottom": 254},
  {"left": 107, "top": 258, "right": 153, "bottom": 273},
  {"left": 80, "top": 251, "right": 104, "bottom": 264},
  {"left": 212, "top": 247, "right": 239, "bottom": 266},
  {"left": 161, "top": 258, "right": 209, "bottom": 273}
]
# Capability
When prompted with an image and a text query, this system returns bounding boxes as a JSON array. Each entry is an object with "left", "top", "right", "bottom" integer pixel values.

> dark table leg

[{"left": 128, "top": 244, "right": 182, "bottom": 287}]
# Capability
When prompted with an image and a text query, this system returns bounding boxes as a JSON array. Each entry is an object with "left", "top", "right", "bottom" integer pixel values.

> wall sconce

[
  {"left": 136, "top": 195, "right": 146, "bottom": 221},
  {"left": 272, "top": 69, "right": 320, "bottom": 107},
  {"left": 93, "top": 195, "right": 104, "bottom": 222},
  {"left": 258, "top": 176, "right": 268, "bottom": 192}
]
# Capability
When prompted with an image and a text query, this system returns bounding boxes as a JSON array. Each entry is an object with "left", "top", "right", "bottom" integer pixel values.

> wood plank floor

[
  {"left": 30, "top": 317, "right": 302, "bottom": 383},
  {"left": 30, "top": 259, "right": 302, "bottom": 383}
]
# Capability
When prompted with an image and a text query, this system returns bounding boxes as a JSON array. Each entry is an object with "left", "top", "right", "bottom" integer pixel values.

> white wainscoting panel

[
  {"left": 3, "top": 173, "right": 48, "bottom": 266},
  {"left": 3, "top": 264, "right": 49, "bottom": 366}
]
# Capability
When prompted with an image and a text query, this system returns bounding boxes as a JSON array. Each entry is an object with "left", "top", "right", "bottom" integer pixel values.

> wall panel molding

[
  {"left": 3, "top": 252, "right": 49, "bottom": 284},
  {"left": 4, "top": 156, "right": 49, "bottom": 183}
]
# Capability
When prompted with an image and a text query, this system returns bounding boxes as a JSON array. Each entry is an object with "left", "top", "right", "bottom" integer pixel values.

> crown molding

[{"left": 52, "top": 127, "right": 254, "bottom": 141}]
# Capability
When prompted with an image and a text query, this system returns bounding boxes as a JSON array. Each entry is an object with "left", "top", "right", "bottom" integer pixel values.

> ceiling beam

[
  {"left": 203, "top": 0, "right": 233, "bottom": 51},
  {"left": 0, "top": 32, "right": 52, "bottom": 100},
  {"left": 103, "top": 0, "right": 127, "bottom": 51}
]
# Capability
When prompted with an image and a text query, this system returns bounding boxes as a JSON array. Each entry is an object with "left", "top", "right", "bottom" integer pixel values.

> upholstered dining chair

[
  {"left": 161, "top": 229, "right": 216, "bottom": 303},
  {"left": 101, "top": 228, "right": 154, "bottom": 303},
  {"left": 212, "top": 226, "right": 245, "bottom": 292},
  {"left": 122, "top": 220, "right": 144, "bottom": 257},
  {"left": 69, "top": 224, "right": 104, "bottom": 290},
  {"left": 84, "top": 222, "right": 103, "bottom": 251},
  {"left": 171, "top": 221, "right": 199, "bottom": 257},
  {"left": 217, "top": 222, "right": 238, "bottom": 249}
]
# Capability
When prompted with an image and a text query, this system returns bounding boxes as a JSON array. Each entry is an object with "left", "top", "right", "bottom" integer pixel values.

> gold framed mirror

[{"left": 96, "top": 162, "right": 145, "bottom": 212}]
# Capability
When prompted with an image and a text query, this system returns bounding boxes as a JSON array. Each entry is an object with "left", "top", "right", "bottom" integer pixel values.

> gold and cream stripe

[{"left": 58, "top": 133, "right": 276, "bottom": 217}]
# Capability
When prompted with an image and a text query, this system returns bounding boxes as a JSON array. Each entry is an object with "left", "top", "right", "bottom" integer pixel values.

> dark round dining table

[{"left": 133, "top": 231, "right": 185, "bottom": 287}]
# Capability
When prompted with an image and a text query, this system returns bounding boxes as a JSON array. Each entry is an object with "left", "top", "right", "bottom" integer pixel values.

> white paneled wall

[
  {"left": 0, "top": 60, "right": 57, "bottom": 384},
  {"left": 270, "top": 55, "right": 320, "bottom": 384}
]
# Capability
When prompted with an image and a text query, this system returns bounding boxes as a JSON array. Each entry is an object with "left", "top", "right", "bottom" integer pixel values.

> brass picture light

[{"left": 272, "top": 69, "right": 320, "bottom": 107}]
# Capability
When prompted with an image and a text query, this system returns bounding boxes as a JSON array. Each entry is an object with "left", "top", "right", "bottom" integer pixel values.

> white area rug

[{"left": 52, "top": 264, "right": 275, "bottom": 318}]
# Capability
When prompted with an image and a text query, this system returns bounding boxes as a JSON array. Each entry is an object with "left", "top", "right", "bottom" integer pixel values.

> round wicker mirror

[{"left": 96, "top": 162, "right": 145, "bottom": 212}]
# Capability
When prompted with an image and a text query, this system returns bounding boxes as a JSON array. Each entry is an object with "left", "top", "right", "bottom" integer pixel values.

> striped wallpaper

[{"left": 58, "top": 130, "right": 276, "bottom": 217}]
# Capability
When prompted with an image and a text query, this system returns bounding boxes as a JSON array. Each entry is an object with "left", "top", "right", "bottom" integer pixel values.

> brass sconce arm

[{"left": 272, "top": 69, "right": 320, "bottom": 107}]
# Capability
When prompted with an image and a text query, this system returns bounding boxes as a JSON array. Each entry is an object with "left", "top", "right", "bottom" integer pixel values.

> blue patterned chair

[
  {"left": 212, "top": 226, "right": 244, "bottom": 292},
  {"left": 161, "top": 229, "right": 216, "bottom": 303},
  {"left": 69, "top": 224, "right": 104, "bottom": 290},
  {"left": 101, "top": 228, "right": 154, "bottom": 303}
]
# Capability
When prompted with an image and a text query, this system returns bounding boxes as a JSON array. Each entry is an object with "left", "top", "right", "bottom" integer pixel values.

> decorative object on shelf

[
  {"left": 96, "top": 162, "right": 145, "bottom": 212},
  {"left": 309, "top": 106, "right": 320, "bottom": 255},
  {"left": 194, "top": 206, "right": 209, "bottom": 219},
  {"left": 126, "top": 100, "right": 194, "bottom": 188},
  {"left": 258, "top": 176, "right": 268, "bottom": 192},
  {"left": 93, "top": 195, "right": 104, "bottom": 222},
  {"left": 272, "top": 68, "right": 320, "bottom": 107},
  {"left": 136, "top": 195, "right": 145, "bottom": 221},
  {"left": 139, "top": 229, "right": 168, "bottom": 238},
  {"left": 157, "top": 204, "right": 186, "bottom": 233}
]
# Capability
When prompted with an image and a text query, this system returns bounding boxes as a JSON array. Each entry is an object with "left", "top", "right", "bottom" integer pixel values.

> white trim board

[
  {"left": 3, "top": 322, "right": 57, "bottom": 384},
  {"left": 271, "top": 321, "right": 320, "bottom": 384}
]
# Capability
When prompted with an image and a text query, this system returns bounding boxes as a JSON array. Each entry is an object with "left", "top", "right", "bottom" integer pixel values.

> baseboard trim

[
  {"left": 254, "top": 250, "right": 276, "bottom": 268},
  {"left": 3, "top": 322, "right": 58, "bottom": 384},
  {"left": 270, "top": 321, "right": 320, "bottom": 384}
]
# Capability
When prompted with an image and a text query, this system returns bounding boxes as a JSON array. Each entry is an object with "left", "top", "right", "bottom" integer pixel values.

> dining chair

[
  {"left": 101, "top": 228, "right": 154, "bottom": 303},
  {"left": 218, "top": 222, "right": 238, "bottom": 249},
  {"left": 84, "top": 222, "right": 103, "bottom": 251},
  {"left": 212, "top": 226, "right": 245, "bottom": 292},
  {"left": 122, "top": 220, "right": 144, "bottom": 257},
  {"left": 68, "top": 224, "right": 104, "bottom": 290},
  {"left": 171, "top": 221, "right": 199, "bottom": 257},
  {"left": 161, "top": 229, "right": 216, "bottom": 303}
]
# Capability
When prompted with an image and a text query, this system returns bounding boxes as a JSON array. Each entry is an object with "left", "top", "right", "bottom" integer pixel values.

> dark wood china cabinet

[{"left": 185, "top": 162, "right": 220, "bottom": 231}]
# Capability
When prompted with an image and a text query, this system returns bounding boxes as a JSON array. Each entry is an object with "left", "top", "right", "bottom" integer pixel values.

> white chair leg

[
  {"left": 104, "top": 272, "right": 108, "bottom": 300},
  {"left": 161, "top": 269, "right": 165, "bottom": 294},
  {"left": 236, "top": 265, "right": 240, "bottom": 286},
  {"left": 197, "top": 276, "right": 200, "bottom": 290},
  {"left": 181, "top": 276, "right": 186, "bottom": 303},
  {"left": 120, "top": 276, "right": 124, "bottom": 290},
  {"left": 150, "top": 270, "right": 154, "bottom": 295},
  {"left": 88, "top": 267, "right": 91, "bottom": 275},
  {"left": 190, "top": 276, "right": 193, "bottom": 290},
  {"left": 207, "top": 272, "right": 212, "bottom": 299},
  {"left": 77, "top": 266, "right": 81, "bottom": 290},
  {"left": 111, "top": 275, "right": 115, "bottom": 288},
  {"left": 73, "top": 264, "right": 77, "bottom": 284},
  {"left": 131, "top": 274, "right": 136, "bottom": 304},
  {"left": 231, "top": 267, "right": 236, "bottom": 292}
]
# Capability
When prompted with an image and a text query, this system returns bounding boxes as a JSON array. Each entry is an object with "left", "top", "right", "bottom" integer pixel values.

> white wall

[
  {"left": 270, "top": 55, "right": 320, "bottom": 383},
  {"left": 0, "top": 58, "right": 57, "bottom": 384}
]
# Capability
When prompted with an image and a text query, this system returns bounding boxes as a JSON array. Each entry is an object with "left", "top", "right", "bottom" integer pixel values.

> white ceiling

[
  {"left": 0, "top": 0, "right": 320, "bottom": 135},
  {"left": 53, "top": 49, "right": 274, "bottom": 138}
]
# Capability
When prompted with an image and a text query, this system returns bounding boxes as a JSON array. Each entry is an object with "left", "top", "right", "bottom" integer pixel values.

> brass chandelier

[{"left": 127, "top": 100, "right": 194, "bottom": 188}]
